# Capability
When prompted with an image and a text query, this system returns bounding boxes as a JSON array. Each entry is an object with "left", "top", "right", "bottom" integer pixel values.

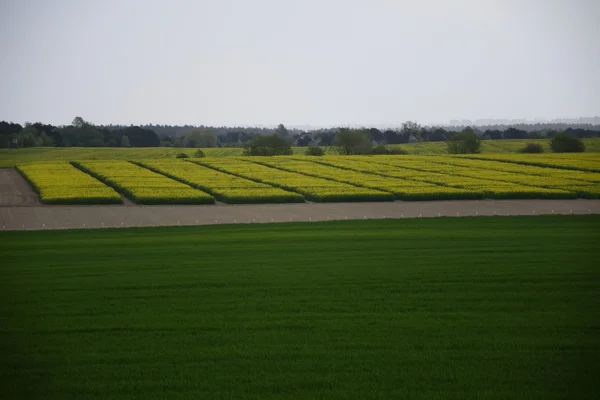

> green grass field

[
  {"left": 1, "top": 216, "right": 599, "bottom": 399},
  {"left": 2, "top": 138, "right": 599, "bottom": 166}
]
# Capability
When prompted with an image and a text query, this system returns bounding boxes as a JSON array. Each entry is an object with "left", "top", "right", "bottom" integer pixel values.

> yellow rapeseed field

[
  {"left": 72, "top": 160, "right": 215, "bottom": 204},
  {"left": 14, "top": 153, "right": 600, "bottom": 204},
  {"left": 135, "top": 160, "right": 304, "bottom": 203},
  {"left": 196, "top": 158, "right": 395, "bottom": 202},
  {"left": 16, "top": 162, "right": 121, "bottom": 204}
]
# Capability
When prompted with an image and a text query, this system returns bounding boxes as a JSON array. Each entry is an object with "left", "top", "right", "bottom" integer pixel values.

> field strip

[
  {"left": 427, "top": 156, "right": 600, "bottom": 183},
  {"left": 193, "top": 158, "right": 395, "bottom": 202},
  {"left": 1, "top": 199, "right": 599, "bottom": 231},
  {"left": 363, "top": 157, "right": 600, "bottom": 198},
  {"left": 306, "top": 157, "right": 576, "bottom": 199},
  {"left": 132, "top": 160, "right": 304, "bottom": 204},
  {"left": 464, "top": 154, "right": 600, "bottom": 173},
  {"left": 249, "top": 157, "right": 478, "bottom": 200},
  {"left": 72, "top": 160, "right": 215, "bottom": 204},
  {"left": 425, "top": 156, "right": 600, "bottom": 183},
  {"left": 16, "top": 162, "right": 122, "bottom": 205}
]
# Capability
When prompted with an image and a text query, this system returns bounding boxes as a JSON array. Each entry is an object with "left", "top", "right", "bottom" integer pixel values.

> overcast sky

[{"left": 0, "top": 0, "right": 598, "bottom": 127}]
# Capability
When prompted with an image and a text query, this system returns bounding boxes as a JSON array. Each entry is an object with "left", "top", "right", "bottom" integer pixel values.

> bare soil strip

[
  {"left": 0, "top": 168, "right": 41, "bottom": 206},
  {"left": 1, "top": 199, "right": 599, "bottom": 231}
]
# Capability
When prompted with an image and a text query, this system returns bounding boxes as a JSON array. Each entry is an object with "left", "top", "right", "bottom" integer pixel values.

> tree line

[{"left": 1, "top": 117, "right": 599, "bottom": 149}]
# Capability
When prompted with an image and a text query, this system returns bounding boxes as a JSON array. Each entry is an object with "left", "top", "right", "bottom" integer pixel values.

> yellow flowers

[
  {"left": 466, "top": 153, "right": 600, "bottom": 173},
  {"left": 72, "top": 161, "right": 215, "bottom": 204},
  {"left": 247, "top": 157, "right": 477, "bottom": 200},
  {"left": 196, "top": 158, "right": 395, "bottom": 202},
  {"left": 135, "top": 160, "right": 304, "bottom": 203},
  {"left": 16, "top": 162, "right": 121, "bottom": 204},
  {"left": 15, "top": 153, "right": 600, "bottom": 205},
  {"left": 266, "top": 155, "right": 597, "bottom": 199}
]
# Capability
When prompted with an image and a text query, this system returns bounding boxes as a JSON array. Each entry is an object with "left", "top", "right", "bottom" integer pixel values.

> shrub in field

[
  {"left": 519, "top": 143, "right": 544, "bottom": 153},
  {"left": 371, "top": 145, "right": 389, "bottom": 155},
  {"left": 371, "top": 145, "right": 408, "bottom": 155},
  {"left": 193, "top": 149, "right": 206, "bottom": 158},
  {"left": 176, "top": 152, "right": 190, "bottom": 158},
  {"left": 305, "top": 146, "right": 324, "bottom": 156},
  {"left": 387, "top": 147, "right": 408, "bottom": 155},
  {"left": 550, "top": 134, "right": 585, "bottom": 153}
]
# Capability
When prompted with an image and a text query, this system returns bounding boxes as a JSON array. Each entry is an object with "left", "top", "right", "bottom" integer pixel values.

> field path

[
  {"left": 1, "top": 199, "right": 599, "bottom": 231},
  {"left": 0, "top": 168, "right": 41, "bottom": 206}
]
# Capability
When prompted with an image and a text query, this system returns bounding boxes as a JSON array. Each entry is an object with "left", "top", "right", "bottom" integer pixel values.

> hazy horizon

[{"left": 1, "top": 0, "right": 599, "bottom": 127}]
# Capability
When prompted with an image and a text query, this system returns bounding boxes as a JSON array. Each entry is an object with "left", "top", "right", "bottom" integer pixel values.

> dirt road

[
  {"left": 1, "top": 199, "right": 599, "bottom": 231},
  {"left": 0, "top": 168, "right": 40, "bottom": 206}
]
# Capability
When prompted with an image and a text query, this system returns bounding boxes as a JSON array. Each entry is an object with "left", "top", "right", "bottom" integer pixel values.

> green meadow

[
  {"left": 1, "top": 216, "right": 599, "bottom": 399},
  {"left": 2, "top": 138, "right": 599, "bottom": 166}
]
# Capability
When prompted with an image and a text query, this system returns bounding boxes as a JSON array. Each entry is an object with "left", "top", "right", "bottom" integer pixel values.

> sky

[{"left": 0, "top": 0, "right": 599, "bottom": 127}]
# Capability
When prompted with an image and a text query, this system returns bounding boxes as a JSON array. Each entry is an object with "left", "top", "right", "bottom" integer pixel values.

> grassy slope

[
  {"left": 2, "top": 138, "right": 599, "bottom": 166},
  {"left": 1, "top": 216, "right": 599, "bottom": 399}
]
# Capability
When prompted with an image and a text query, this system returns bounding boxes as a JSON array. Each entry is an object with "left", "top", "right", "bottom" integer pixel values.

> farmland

[
  {"left": 1, "top": 216, "right": 599, "bottom": 399},
  {"left": 3, "top": 153, "right": 598, "bottom": 205},
  {"left": 194, "top": 158, "right": 396, "bottom": 202},
  {"left": 72, "top": 160, "right": 215, "bottom": 204},
  {"left": 1, "top": 138, "right": 600, "bottom": 166},
  {"left": 16, "top": 162, "right": 121, "bottom": 204},
  {"left": 134, "top": 159, "right": 304, "bottom": 204}
]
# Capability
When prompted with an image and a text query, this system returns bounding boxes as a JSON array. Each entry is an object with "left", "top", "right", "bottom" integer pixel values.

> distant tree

[
  {"left": 223, "top": 131, "right": 251, "bottom": 145},
  {"left": 184, "top": 129, "right": 218, "bottom": 148},
  {"left": 296, "top": 134, "right": 312, "bottom": 147},
  {"left": 401, "top": 121, "right": 422, "bottom": 141},
  {"left": 317, "top": 131, "right": 336, "bottom": 146},
  {"left": 550, "top": 133, "right": 585, "bottom": 153},
  {"left": 526, "top": 131, "right": 543, "bottom": 139},
  {"left": 119, "top": 126, "right": 160, "bottom": 147},
  {"left": 17, "top": 128, "right": 38, "bottom": 147},
  {"left": 504, "top": 127, "right": 527, "bottom": 139},
  {"left": 447, "top": 129, "right": 481, "bottom": 154},
  {"left": 72, "top": 116, "right": 85, "bottom": 128},
  {"left": 305, "top": 146, "right": 324, "bottom": 156},
  {"left": 0, "top": 135, "right": 9, "bottom": 148},
  {"left": 366, "top": 128, "right": 384, "bottom": 143},
  {"left": 275, "top": 124, "right": 289, "bottom": 138},
  {"left": 244, "top": 135, "right": 293, "bottom": 156},
  {"left": 59, "top": 117, "right": 104, "bottom": 146},
  {"left": 38, "top": 132, "right": 54, "bottom": 146},
  {"left": 484, "top": 129, "right": 503, "bottom": 140},
  {"left": 175, "top": 152, "right": 190, "bottom": 158},
  {"left": 383, "top": 129, "right": 400, "bottom": 144},
  {"left": 121, "top": 135, "right": 130, "bottom": 147},
  {"left": 429, "top": 127, "right": 449, "bottom": 142},
  {"left": 333, "top": 128, "right": 372, "bottom": 155},
  {"left": 0, "top": 121, "right": 23, "bottom": 135},
  {"left": 199, "top": 130, "right": 218, "bottom": 147}
]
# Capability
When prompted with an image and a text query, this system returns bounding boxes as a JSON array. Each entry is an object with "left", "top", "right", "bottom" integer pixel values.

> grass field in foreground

[
  {"left": 2, "top": 138, "right": 599, "bottom": 166},
  {"left": 1, "top": 216, "right": 599, "bottom": 399}
]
